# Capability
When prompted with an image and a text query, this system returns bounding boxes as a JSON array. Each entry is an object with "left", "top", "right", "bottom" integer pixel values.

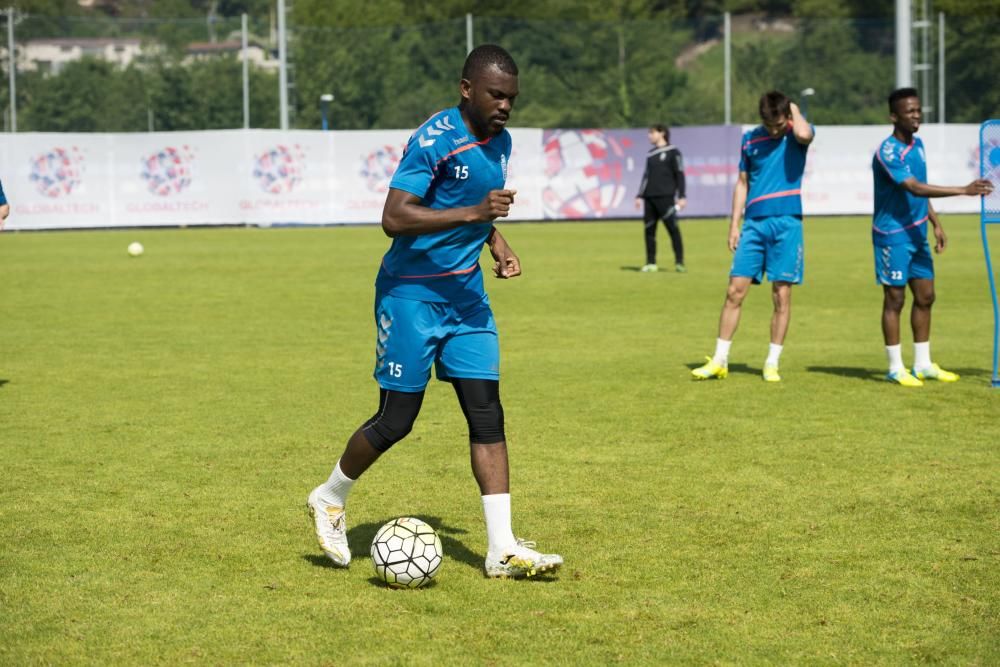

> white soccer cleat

[
  {"left": 485, "top": 538, "right": 563, "bottom": 579},
  {"left": 640, "top": 263, "right": 659, "bottom": 273},
  {"left": 307, "top": 486, "right": 351, "bottom": 567}
]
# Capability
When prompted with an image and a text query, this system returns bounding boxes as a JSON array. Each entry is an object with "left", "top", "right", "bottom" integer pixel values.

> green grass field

[{"left": 1, "top": 217, "right": 997, "bottom": 665}]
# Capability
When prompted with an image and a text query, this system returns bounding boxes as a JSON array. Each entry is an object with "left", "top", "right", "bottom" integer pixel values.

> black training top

[{"left": 637, "top": 145, "right": 685, "bottom": 199}]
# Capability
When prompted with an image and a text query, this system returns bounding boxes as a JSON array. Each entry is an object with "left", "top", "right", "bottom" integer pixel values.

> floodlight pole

[
  {"left": 723, "top": 12, "right": 731, "bottom": 125},
  {"left": 7, "top": 7, "right": 15, "bottom": 133},
  {"left": 277, "top": 0, "right": 289, "bottom": 130},
  {"left": 895, "top": 0, "right": 912, "bottom": 87},
  {"left": 466, "top": 13, "right": 473, "bottom": 55},
  {"left": 241, "top": 13, "right": 250, "bottom": 129}
]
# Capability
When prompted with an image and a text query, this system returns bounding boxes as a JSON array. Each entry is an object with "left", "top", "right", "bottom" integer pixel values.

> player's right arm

[
  {"left": 899, "top": 178, "right": 993, "bottom": 199},
  {"left": 0, "top": 204, "right": 9, "bottom": 230},
  {"left": 728, "top": 171, "right": 748, "bottom": 252},
  {"left": 381, "top": 188, "right": 515, "bottom": 238}
]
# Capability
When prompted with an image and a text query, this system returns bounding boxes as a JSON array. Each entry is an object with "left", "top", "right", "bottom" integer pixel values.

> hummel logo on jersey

[
  {"left": 453, "top": 136, "right": 469, "bottom": 146},
  {"left": 418, "top": 116, "right": 457, "bottom": 149}
]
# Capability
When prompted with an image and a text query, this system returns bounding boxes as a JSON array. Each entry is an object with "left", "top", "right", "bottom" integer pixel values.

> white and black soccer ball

[{"left": 370, "top": 517, "right": 443, "bottom": 589}]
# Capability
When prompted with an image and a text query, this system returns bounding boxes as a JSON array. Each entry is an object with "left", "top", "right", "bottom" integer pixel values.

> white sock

[
  {"left": 482, "top": 493, "right": 517, "bottom": 556},
  {"left": 914, "top": 341, "right": 931, "bottom": 370},
  {"left": 318, "top": 460, "right": 355, "bottom": 507},
  {"left": 886, "top": 344, "right": 904, "bottom": 373},
  {"left": 765, "top": 343, "right": 783, "bottom": 367},
  {"left": 712, "top": 338, "right": 732, "bottom": 366}
]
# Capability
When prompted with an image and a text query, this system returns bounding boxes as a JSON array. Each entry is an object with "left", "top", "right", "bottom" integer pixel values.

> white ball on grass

[{"left": 127, "top": 242, "right": 144, "bottom": 257}]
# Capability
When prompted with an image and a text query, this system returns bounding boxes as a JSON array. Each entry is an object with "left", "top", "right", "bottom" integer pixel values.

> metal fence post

[
  {"left": 938, "top": 12, "right": 945, "bottom": 124},
  {"left": 724, "top": 12, "right": 731, "bottom": 125},
  {"left": 7, "top": 7, "right": 15, "bottom": 133},
  {"left": 277, "top": 0, "right": 289, "bottom": 130},
  {"left": 242, "top": 13, "right": 250, "bottom": 129}
]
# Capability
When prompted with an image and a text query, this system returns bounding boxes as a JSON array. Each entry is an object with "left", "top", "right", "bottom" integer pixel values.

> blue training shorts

[
  {"left": 874, "top": 241, "right": 934, "bottom": 286},
  {"left": 373, "top": 293, "right": 500, "bottom": 392},
  {"left": 730, "top": 215, "right": 804, "bottom": 284}
]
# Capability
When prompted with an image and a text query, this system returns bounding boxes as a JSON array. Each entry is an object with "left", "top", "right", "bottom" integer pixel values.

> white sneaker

[
  {"left": 484, "top": 538, "right": 563, "bottom": 578},
  {"left": 307, "top": 486, "right": 350, "bottom": 567},
  {"left": 640, "top": 263, "right": 659, "bottom": 273}
]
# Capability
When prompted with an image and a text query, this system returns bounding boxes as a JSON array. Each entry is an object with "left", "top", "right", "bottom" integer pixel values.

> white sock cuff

[{"left": 333, "top": 460, "right": 355, "bottom": 483}]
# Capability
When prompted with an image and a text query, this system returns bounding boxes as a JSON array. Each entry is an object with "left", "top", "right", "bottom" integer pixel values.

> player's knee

[
  {"left": 913, "top": 288, "right": 935, "bottom": 308},
  {"left": 883, "top": 288, "right": 906, "bottom": 311},
  {"left": 726, "top": 283, "right": 748, "bottom": 305},
  {"left": 466, "top": 397, "right": 505, "bottom": 444},
  {"left": 453, "top": 379, "right": 506, "bottom": 444},
  {"left": 362, "top": 390, "right": 424, "bottom": 452}
]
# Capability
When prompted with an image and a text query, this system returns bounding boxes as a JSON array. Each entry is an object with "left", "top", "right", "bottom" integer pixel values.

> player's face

[
  {"left": 763, "top": 115, "right": 790, "bottom": 138},
  {"left": 891, "top": 97, "right": 921, "bottom": 133},
  {"left": 461, "top": 65, "right": 519, "bottom": 138},
  {"left": 648, "top": 129, "right": 664, "bottom": 145}
]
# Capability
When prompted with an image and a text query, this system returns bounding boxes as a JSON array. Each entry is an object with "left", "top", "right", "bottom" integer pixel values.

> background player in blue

[
  {"left": 692, "top": 91, "right": 814, "bottom": 382},
  {"left": 872, "top": 87, "right": 993, "bottom": 387},
  {"left": 307, "top": 45, "right": 562, "bottom": 579},
  {"left": 0, "top": 177, "right": 9, "bottom": 231}
]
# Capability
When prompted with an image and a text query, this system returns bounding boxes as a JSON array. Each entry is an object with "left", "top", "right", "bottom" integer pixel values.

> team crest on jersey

[
  {"left": 659, "top": 152, "right": 667, "bottom": 162},
  {"left": 500, "top": 153, "right": 508, "bottom": 181}
]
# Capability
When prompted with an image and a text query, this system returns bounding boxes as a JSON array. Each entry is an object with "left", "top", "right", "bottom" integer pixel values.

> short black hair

[
  {"left": 462, "top": 44, "right": 518, "bottom": 81},
  {"left": 888, "top": 87, "right": 919, "bottom": 113},
  {"left": 650, "top": 124, "right": 670, "bottom": 143},
  {"left": 759, "top": 90, "right": 791, "bottom": 124}
]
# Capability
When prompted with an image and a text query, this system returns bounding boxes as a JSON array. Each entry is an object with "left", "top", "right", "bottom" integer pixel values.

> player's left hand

[
  {"left": 676, "top": 197, "right": 687, "bottom": 211},
  {"left": 492, "top": 246, "right": 521, "bottom": 279},
  {"left": 933, "top": 225, "right": 947, "bottom": 253},
  {"left": 489, "top": 234, "right": 521, "bottom": 279}
]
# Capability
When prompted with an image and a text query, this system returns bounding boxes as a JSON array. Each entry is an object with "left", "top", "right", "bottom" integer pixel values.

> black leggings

[
  {"left": 361, "top": 379, "right": 505, "bottom": 452},
  {"left": 643, "top": 196, "right": 683, "bottom": 265}
]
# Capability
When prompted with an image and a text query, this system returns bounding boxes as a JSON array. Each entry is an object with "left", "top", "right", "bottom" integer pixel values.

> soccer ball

[
  {"left": 370, "top": 517, "right": 443, "bottom": 589},
  {"left": 127, "top": 242, "right": 144, "bottom": 257}
]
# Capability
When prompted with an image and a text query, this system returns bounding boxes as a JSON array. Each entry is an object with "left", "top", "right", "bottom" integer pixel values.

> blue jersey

[
  {"left": 872, "top": 135, "right": 928, "bottom": 246},
  {"left": 739, "top": 125, "right": 811, "bottom": 219},
  {"left": 376, "top": 106, "right": 512, "bottom": 305},
  {"left": 0, "top": 178, "right": 6, "bottom": 206}
]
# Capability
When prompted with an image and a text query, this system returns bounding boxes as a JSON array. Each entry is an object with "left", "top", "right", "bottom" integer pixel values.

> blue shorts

[
  {"left": 874, "top": 241, "right": 934, "bottom": 286},
  {"left": 373, "top": 293, "right": 499, "bottom": 392},
  {"left": 730, "top": 215, "right": 804, "bottom": 284}
]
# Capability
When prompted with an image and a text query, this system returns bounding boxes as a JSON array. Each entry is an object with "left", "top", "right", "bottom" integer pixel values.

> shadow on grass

[
  {"left": 0, "top": 379, "right": 8, "bottom": 388},
  {"left": 806, "top": 366, "right": 885, "bottom": 382},
  {"left": 684, "top": 361, "right": 758, "bottom": 375},
  {"left": 302, "top": 515, "right": 483, "bottom": 573}
]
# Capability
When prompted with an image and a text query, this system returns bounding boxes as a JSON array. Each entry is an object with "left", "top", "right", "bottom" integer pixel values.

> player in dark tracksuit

[{"left": 635, "top": 124, "right": 687, "bottom": 272}]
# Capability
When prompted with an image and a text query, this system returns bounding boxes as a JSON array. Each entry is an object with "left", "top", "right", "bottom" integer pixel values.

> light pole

[
  {"left": 800, "top": 87, "right": 816, "bottom": 118},
  {"left": 320, "top": 93, "right": 333, "bottom": 130}
]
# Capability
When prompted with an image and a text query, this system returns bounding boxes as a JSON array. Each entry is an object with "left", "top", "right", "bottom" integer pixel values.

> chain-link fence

[{"left": 1, "top": 11, "right": 997, "bottom": 132}]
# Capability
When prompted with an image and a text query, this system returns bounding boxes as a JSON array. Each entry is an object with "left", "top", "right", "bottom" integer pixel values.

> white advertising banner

[
  {"left": 0, "top": 124, "right": 988, "bottom": 230},
  {"left": 800, "top": 124, "right": 982, "bottom": 216},
  {"left": 4, "top": 133, "right": 114, "bottom": 229}
]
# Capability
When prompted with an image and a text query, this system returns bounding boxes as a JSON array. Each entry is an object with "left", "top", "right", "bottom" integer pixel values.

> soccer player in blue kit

[
  {"left": 307, "top": 45, "right": 562, "bottom": 578},
  {"left": 872, "top": 88, "right": 993, "bottom": 386},
  {"left": 692, "top": 91, "right": 814, "bottom": 382}
]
